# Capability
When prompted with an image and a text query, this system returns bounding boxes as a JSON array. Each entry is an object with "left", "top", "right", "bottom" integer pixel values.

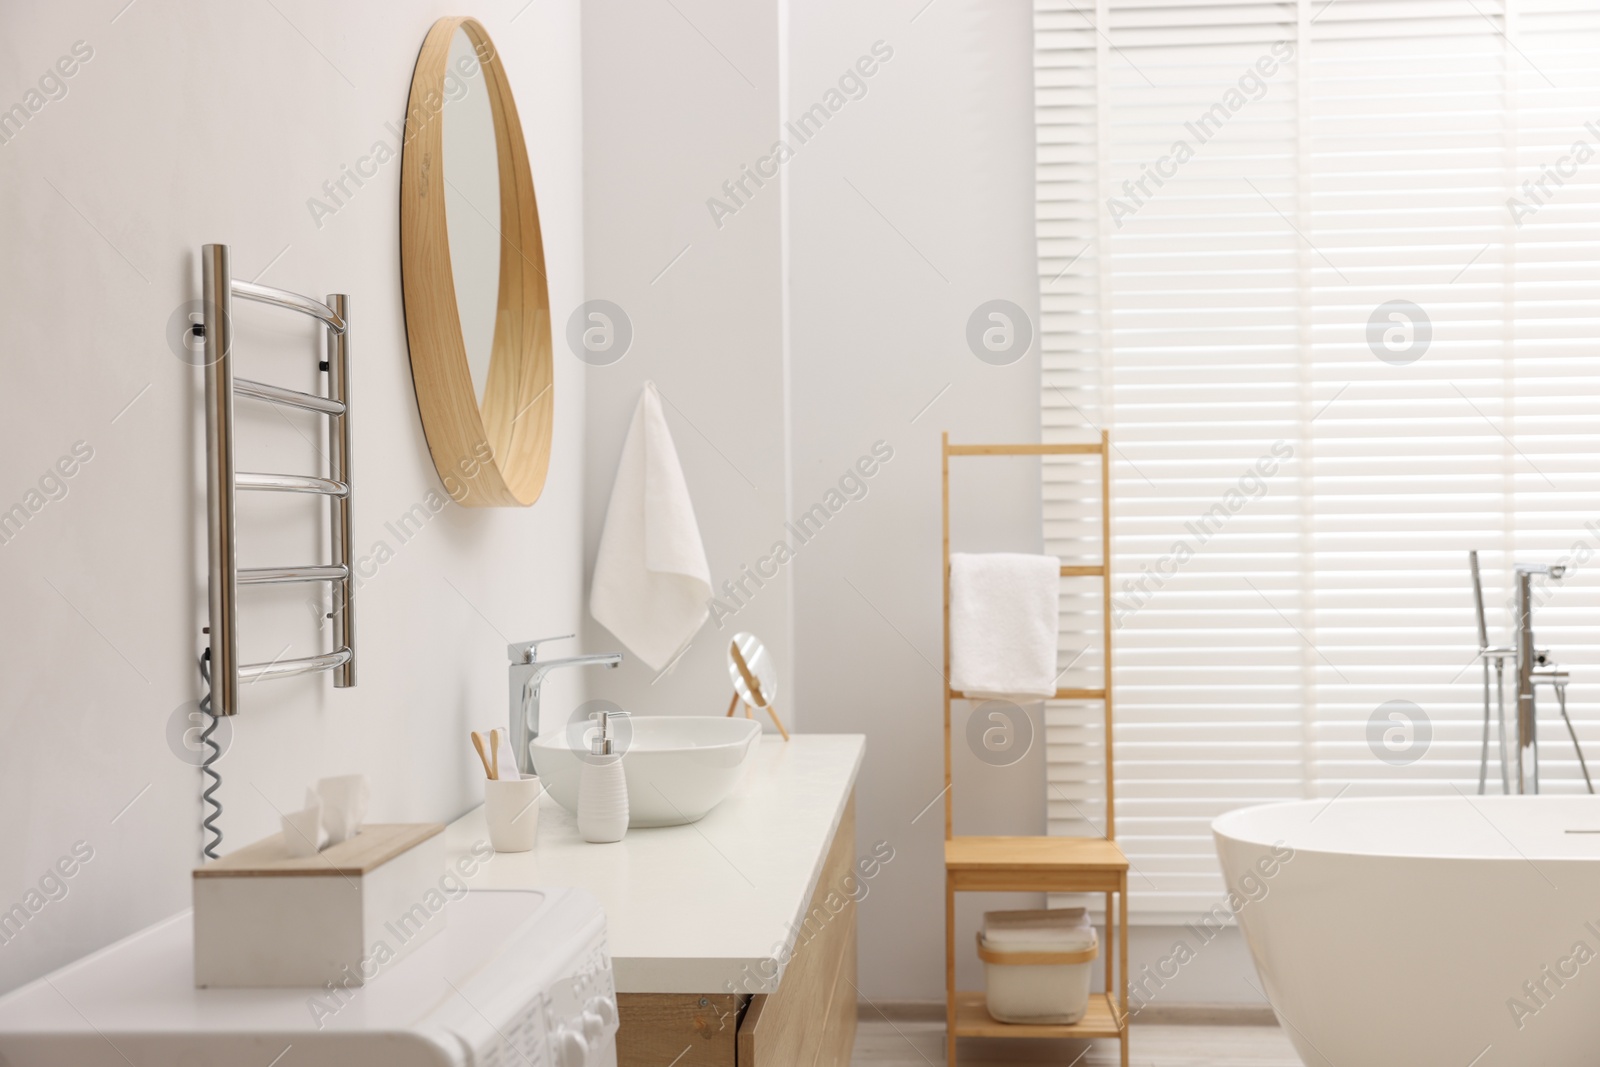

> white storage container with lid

[{"left": 978, "top": 907, "right": 1098, "bottom": 1024}]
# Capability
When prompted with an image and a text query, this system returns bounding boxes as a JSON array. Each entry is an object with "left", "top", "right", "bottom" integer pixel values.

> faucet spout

[{"left": 507, "top": 641, "right": 623, "bottom": 777}]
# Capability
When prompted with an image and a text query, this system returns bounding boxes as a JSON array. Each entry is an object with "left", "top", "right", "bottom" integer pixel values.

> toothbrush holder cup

[{"left": 483, "top": 774, "right": 542, "bottom": 853}]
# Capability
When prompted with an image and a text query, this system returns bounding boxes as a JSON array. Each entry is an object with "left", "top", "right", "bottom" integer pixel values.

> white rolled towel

[
  {"left": 949, "top": 552, "right": 1061, "bottom": 700},
  {"left": 590, "top": 382, "right": 712, "bottom": 670}
]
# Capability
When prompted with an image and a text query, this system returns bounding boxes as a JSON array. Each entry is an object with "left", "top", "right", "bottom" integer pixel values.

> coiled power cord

[{"left": 197, "top": 649, "right": 223, "bottom": 860}]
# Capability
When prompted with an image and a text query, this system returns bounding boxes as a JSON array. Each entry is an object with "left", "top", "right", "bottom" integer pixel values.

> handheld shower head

[{"left": 1468, "top": 550, "right": 1489, "bottom": 651}]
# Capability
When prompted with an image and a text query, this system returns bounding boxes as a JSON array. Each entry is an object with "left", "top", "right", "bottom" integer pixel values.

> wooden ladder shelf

[{"left": 941, "top": 431, "right": 1129, "bottom": 1067}]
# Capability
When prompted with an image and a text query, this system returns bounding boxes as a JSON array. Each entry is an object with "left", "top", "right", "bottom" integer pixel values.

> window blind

[{"left": 1036, "top": 0, "right": 1600, "bottom": 918}]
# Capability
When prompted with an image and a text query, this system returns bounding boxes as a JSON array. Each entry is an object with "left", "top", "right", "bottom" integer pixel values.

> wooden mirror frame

[{"left": 400, "top": 16, "right": 553, "bottom": 507}]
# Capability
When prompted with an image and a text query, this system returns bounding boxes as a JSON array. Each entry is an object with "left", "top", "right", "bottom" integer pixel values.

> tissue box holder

[{"left": 193, "top": 823, "right": 446, "bottom": 988}]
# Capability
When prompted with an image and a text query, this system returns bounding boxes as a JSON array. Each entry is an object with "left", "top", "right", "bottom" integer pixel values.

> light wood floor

[{"left": 852, "top": 1018, "right": 1302, "bottom": 1065}]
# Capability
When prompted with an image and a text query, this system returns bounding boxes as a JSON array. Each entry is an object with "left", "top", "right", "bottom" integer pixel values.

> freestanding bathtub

[{"left": 1214, "top": 796, "right": 1600, "bottom": 1067}]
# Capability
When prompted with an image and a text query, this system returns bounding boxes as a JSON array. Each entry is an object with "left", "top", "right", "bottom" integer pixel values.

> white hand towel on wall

[
  {"left": 949, "top": 552, "right": 1061, "bottom": 700},
  {"left": 590, "top": 382, "right": 712, "bottom": 670}
]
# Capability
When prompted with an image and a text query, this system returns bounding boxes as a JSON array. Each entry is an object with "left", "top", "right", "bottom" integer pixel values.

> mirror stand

[{"left": 726, "top": 639, "right": 790, "bottom": 741}]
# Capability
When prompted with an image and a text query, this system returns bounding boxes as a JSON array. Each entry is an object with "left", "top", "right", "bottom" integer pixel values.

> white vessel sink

[{"left": 531, "top": 715, "right": 762, "bottom": 827}]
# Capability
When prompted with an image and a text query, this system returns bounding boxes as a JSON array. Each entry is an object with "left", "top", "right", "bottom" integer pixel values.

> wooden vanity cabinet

[{"left": 616, "top": 795, "right": 858, "bottom": 1067}]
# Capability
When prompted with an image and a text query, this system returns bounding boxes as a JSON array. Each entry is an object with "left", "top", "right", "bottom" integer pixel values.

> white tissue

[
  {"left": 280, "top": 775, "right": 370, "bottom": 856},
  {"left": 281, "top": 791, "right": 327, "bottom": 858},
  {"left": 314, "top": 775, "right": 370, "bottom": 846}
]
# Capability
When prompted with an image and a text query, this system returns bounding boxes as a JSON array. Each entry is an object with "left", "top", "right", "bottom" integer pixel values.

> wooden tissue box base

[{"left": 193, "top": 823, "right": 446, "bottom": 989}]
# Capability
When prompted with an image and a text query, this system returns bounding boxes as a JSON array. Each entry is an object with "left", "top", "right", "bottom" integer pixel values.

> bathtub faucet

[
  {"left": 1512, "top": 564, "right": 1590, "bottom": 795},
  {"left": 1469, "top": 556, "right": 1591, "bottom": 796}
]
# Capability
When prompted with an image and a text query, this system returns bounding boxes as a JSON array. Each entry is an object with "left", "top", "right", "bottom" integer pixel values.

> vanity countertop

[{"left": 443, "top": 733, "right": 865, "bottom": 994}]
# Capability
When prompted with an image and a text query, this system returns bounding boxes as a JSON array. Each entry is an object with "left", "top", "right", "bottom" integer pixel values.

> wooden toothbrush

[
  {"left": 471, "top": 731, "right": 494, "bottom": 779},
  {"left": 490, "top": 728, "right": 510, "bottom": 781}
]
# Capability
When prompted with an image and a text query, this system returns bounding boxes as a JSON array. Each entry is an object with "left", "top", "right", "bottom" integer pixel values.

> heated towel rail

[{"left": 200, "top": 243, "right": 354, "bottom": 718}]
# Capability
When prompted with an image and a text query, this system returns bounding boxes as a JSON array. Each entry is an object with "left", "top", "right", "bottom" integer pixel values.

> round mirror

[
  {"left": 401, "top": 17, "right": 554, "bottom": 507},
  {"left": 727, "top": 633, "right": 778, "bottom": 708},
  {"left": 442, "top": 28, "right": 499, "bottom": 407}
]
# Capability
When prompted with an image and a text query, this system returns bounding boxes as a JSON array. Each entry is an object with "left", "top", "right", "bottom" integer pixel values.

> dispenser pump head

[{"left": 588, "top": 709, "right": 628, "bottom": 756}]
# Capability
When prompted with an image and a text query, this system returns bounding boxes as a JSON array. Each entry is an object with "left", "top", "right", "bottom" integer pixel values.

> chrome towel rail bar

[
  {"left": 238, "top": 565, "right": 350, "bottom": 586},
  {"left": 238, "top": 647, "right": 354, "bottom": 684},
  {"left": 231, "top": 278, "right": 347, "bottom": 333},
  {"left": 201, "top": 243, "right": 355, "bottom": 717},
  {"left": 236, "top": 472, "right": 350, "bottom": 497},
  {"left": 235, "top": 377, "right": 346, "bottom": 416}
]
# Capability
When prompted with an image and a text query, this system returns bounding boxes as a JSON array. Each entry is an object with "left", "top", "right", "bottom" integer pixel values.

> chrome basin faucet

[{"left": 508, "top": 636, "right": 623, "bottom": 777}]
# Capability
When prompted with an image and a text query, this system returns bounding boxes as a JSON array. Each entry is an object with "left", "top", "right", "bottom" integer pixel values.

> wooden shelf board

[
  {"left": 951, "top": 991, "right": 1124, "bottom": 1039},
  {"left": 945, "top": 835, "right": 1128, "bottom": 873},
  {"left": 946, "top": 835, "right": 1128, "bottom": 892}
]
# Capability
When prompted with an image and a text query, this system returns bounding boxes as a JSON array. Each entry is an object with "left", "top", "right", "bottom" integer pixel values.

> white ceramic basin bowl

[{"left": 530, "top": 715, "right": 762, "bottom": 827}]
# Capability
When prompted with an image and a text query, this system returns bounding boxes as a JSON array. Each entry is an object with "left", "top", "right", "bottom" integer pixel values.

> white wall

[
  {"left": 784, "top": 0, "right": 1052, "bottom": 1000},
  {"left": 0, "top": 0, "right": 1264, "bottom": 1009},
  {"left": 784, "top": 0, "right": 1265, "bottom": 1006},
  {"left": 783, "top": 0, "right": 1263, "bottom": 1006},
  {"left": 0, "top": 0, "right": 587, "bottom": 994},
  {"left": 579, "top": 0, "right": 1058, "bottom": 1000},
  {"left": 579, "top": 0, "right": 792, "bottom": 721}
]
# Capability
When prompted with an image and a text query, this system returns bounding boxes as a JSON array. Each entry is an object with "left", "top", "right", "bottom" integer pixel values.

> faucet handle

[{"left": 508, "top": 635, "right": 575, "bottom": 664}]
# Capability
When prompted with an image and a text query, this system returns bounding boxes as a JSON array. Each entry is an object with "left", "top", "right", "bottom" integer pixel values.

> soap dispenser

[{"left": 578, "top": 709, "right": 629, "bottom": 843}]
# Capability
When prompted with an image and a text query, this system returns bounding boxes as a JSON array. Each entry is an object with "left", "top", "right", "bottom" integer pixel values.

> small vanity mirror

[
  {"left": 728, "top": 633, "right": 777, "bottom": 707},
  {"left": 401, "top": 17, "right": 554, "bottom": 507},
  {"left": 726, "top": 633, "right": 789, "bottom": 740}
]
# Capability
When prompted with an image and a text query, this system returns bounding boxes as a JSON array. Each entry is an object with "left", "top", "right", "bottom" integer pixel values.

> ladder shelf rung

[
  {"left": 946, "top": 442, "right": 1104, "bottom": 456},
  {"left": 949, "top": 687, "right": 1106, "bottom": 702}
]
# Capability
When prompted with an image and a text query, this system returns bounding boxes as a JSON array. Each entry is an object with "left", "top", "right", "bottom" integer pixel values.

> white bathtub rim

[{"left": 1212, "top": 794, "right": 1600, "bottom": 863}]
